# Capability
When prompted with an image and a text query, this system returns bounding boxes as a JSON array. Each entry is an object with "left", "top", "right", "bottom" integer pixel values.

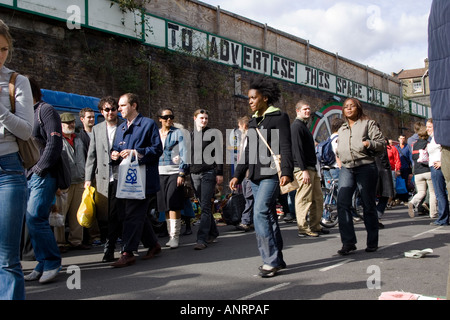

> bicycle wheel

[{"left": 321, "top": 187, "right": 338, "bottom": 228}]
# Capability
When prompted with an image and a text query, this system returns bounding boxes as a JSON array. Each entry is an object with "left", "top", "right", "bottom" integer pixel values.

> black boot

[
  {"left": 102, "top": 239, "right": 115, "bottom": 263},
  {"left": 182, "top": 217, "right": 192, "bottom": 235}
]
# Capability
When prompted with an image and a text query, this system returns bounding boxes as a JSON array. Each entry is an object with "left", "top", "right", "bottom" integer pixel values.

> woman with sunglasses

[{"left": 157, "top": 108, "right": 188, "bottom": 248}]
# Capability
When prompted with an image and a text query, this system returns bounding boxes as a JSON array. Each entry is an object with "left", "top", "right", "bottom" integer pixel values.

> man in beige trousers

[{"left": 291, "top": 101, "right": 328, "bottom": 237}]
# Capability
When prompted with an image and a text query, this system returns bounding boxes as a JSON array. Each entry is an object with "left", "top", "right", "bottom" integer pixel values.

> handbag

[
  {"left": 77, "top": 186, "right": 96, "bottom": 228},
  {"left": 395, "top": 176, "right": 408, "bottom": 195},
  {"left": 116, "top": 150, "right": 146, "bottom": 200},
  {"left": 417, "top": 149, "right": 429, "bottom": 164},
  {"left": 256, "top": 128, "right": 299, "bottom": 195},
  {"left": 9, "top": 72, "right": 41, "bottom": 169},
  {"left": 222, "top": 192, "right": 246, "bottom": 226}
]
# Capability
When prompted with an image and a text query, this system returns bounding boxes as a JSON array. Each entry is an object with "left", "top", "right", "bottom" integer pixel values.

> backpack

[
  {"left": 56, "top": 149, "right": 71, "bottom": 190},
  {"left": 316, "top": 135, "right": 337, "bottom": 167}
]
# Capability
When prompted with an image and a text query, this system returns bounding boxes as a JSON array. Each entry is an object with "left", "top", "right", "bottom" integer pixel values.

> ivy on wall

[{"left": 110, "top": 0, "right": 152, "bottom": 14}]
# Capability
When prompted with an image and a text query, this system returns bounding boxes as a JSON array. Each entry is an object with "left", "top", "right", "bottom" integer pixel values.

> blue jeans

[
  {"left": 323, "top": 167, "right": 340, "bottom": 189},
  {"left": 191, "top": 170, "right": 219, "bottom": 245},
  {"left": 430, "top": 166, "right": 449, "bottom": 225},
  {"left": 337, "top": 163, "right": 379, "bottom": 248},
  {"left": 251, "top": 175, "right": 285, "bottom": 268},
  {"left": 0, "top": 153, "right": 27, "bottom": 300},
  {"left": 240, "top": 178, "right": 254, "bottom": 225},
  {"left": 26, "top": 173, "right": 61, "bottom": 273}
]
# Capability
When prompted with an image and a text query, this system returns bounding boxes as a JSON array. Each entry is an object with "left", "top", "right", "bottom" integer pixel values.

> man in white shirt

[{"left": 85, "top": 97, "right": 123, "bottom": 262}]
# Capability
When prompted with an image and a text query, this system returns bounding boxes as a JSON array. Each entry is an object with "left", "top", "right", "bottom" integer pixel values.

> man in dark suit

[
  {"left": 85, "top": 96, "right": 123, "bottom": 262},
  {"left": 110, "top": 93, "right": 163, "bottom": 268}
]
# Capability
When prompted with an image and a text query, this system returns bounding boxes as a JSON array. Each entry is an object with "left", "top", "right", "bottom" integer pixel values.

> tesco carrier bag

[{"left": 116, "top": 150, "right": 146, "bottom": 200}]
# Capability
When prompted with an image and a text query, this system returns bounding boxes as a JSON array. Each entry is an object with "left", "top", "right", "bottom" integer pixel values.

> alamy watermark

[
  {"left": 367, "top": 265, "right": 381, "bottom": 290},
  {"left": 66, "top": 265, "right": 81, "bottom": 290},
  {"left": 171, "top": 128, "right": 280, "bottom": 176},
  {"left": 66, "top": 5, "right": 82, "bottom": 30},
  {"left": 366, "top": 5, "right": 382, "bottom": 31}
]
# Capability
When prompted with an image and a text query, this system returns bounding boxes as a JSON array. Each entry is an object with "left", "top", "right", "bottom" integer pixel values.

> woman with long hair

[{"left": 0, "top": 20, "right": 34, "bottom": 299}]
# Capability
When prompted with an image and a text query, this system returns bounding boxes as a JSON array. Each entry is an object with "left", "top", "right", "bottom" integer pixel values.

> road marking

[
  {"left": 320, "top": 259, "right": 353, "bottom": 272},
  {"left": 238, "top": 282, "right": 291, "bottom": 300},
  {"left": 378, "top": 242, "right": 400, "bottom": 250},
  {"left": 412, "top": 226, "right": 443, "bottom": 238}
]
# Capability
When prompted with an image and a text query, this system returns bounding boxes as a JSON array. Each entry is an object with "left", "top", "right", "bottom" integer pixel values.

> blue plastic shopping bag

[{"left": 395, "top": 176, "right": 408, "bottom": 195}]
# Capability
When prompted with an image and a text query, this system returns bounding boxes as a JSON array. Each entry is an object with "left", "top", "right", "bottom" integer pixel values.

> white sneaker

[
  {"left": 24, "top": 270, "right": 42, "bottom": 281},
  {"left": 39, "top": 266, "right": 62, "bottom": 284},
  {"left": 408, "top": 202, "right": 416, "bottom": 218}
]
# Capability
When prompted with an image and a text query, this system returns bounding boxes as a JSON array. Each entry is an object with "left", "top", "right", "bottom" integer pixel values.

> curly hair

[
  {"left": 98, "top": 96, "right": 118, "bottom": 112},
  {"left": 249, "top": 76, "right": 281, "bottom": 106}
]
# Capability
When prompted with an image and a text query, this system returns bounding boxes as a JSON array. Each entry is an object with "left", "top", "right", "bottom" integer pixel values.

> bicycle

[
  {"left": 320, "top": 178, "right": 364, "bottom": 228},
  {"left": 321, "top": 178, "right": 339, "bottom": 228}
]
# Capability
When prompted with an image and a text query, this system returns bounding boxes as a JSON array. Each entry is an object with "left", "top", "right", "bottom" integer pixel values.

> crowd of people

[{"left": 2, "top": 0, "right": 450, "bottom": 299}]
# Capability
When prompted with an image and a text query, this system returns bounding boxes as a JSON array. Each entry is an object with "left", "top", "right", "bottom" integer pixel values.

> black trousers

[
  {"left": 119, "top": 191, "right": 158, "bottom": 253},
  {"left": 105, "top": 180, "right": 123, "bottom": 252}
]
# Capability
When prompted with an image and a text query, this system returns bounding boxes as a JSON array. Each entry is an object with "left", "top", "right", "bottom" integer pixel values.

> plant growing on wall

[
  {"left": 110, "top": 0, "right": 151, "bottom": 14},
  {"left": 109, "top": 0, "right": 154, "bottom": 39}
]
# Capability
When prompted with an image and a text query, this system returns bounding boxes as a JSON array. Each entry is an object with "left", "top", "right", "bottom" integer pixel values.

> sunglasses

[
  {"left": 159, "top": 115, "right": 174, "bottom": 120},
  {"left": 103, "top": 107, "right": 117, "bottom": 113}
]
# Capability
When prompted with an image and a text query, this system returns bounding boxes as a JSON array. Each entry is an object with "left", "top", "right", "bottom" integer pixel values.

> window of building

[{"left": 413, "top": 81, "right": 423, "bottom": 93}]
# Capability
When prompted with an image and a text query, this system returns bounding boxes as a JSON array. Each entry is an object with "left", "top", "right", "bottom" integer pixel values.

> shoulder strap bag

[
  {"left": 9, "top": 72, "right": 41, "bottom": 169},
  {"left": 256, "top": 128, "right": 298, "bottom": 195}
]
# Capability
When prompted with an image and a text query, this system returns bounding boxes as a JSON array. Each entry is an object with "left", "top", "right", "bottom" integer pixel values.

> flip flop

[{"left": 404, "top": 248, "right": 433, "bottom": 259}]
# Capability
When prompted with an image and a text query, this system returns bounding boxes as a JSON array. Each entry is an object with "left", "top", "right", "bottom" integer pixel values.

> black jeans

[
  {"left": 191, "top": 170, "right": 219, "bottom": 245},
  {"left": 105, "top": 180, "right": 123, "bottom": 252},
  {"left": 337, "top": 163, "right": 379, "bottom": 248}
]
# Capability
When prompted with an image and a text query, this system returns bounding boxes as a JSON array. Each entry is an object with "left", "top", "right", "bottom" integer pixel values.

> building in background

[{"left": 393, "top": 59, "right": 430, "bottom": 107}]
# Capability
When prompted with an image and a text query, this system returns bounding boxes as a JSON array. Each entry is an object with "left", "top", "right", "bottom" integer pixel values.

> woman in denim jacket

[
  {"left": 335, "top": 98, "right": 385, "bottom": 255},
  {"left": 157, "top": 108, "right": 188, "bottom": 248}
]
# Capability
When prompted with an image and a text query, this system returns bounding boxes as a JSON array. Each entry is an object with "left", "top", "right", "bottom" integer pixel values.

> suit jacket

[
  {"left": 85, "top": 119, "right": 123, "bottom": 219},
  {"left": 429, "top": 0, "right": 450, "bottom": 147},
  {"left": 111, "top": 114, "right": 163, "bottom": 195}
]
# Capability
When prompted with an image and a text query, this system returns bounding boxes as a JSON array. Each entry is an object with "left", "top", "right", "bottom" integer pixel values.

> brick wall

[{"left": 1, "top": 8, "right": 418, "bottom": 187}]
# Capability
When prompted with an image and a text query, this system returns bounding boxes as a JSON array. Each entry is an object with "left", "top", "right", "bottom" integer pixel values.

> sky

[{"left": 199, "top": 0, "right": 432, "bottom": 75}]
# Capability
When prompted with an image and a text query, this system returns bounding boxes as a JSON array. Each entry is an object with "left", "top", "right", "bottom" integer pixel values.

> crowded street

[{"left": 22, "top": 204, "right": 449, "bottom": 301}]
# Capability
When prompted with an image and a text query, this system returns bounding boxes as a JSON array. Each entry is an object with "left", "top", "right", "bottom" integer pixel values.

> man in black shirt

[
  {"left": 189, "top": 109, "right": 223, "bottom": 250},
  {"left": 291, "top": 101, "right": 326, "bottom": 237}
]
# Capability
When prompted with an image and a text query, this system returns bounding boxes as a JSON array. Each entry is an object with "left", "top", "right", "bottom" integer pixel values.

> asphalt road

[{"left": 22, "top": 204, "right": 450, "bottom": 305}]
